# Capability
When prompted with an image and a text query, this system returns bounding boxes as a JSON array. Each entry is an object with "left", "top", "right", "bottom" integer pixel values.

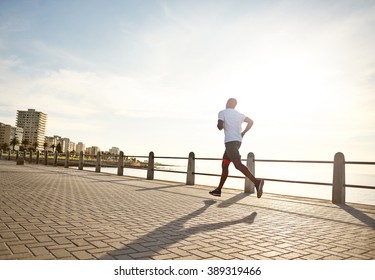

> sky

[{"left": 0, "top": 0, "right": 374, "bottom": 162}]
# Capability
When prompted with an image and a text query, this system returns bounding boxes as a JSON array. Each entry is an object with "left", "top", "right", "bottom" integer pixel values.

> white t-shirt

[{"left": 218, "top": 108, "right": 246, "bottom": 143}]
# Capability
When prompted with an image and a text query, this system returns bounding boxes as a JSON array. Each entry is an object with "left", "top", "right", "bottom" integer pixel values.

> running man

[{"left": 209, "top": 98, "right": 264, "bottom": 198}]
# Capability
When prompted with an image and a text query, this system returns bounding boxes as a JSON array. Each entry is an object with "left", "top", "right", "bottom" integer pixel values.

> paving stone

[
  {"left": 50, "top": 249, "right": 72, "bottom": 258},
  {"left": 16, "top": 233, "right": 35, "bottom": 241},
  {"left": 261, "top": 251, "right": 284, "bottom": 258},
  {"left": 29, "top": 247, "right": 51, "bottom": 256},
  {"left": 9, "top": 245, "right": 30, "bottom": 254},
  {"left": 71, "top": 251, "right": 95, "bottom": 260},
  {"left": 152, "top": 253, "right": 179, "bottom": 260},
  {"left": 0, "top": 243, "right": 8, "bottom": 251}
]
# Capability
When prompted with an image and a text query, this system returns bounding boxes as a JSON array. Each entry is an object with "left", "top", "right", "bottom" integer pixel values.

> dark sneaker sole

[{"left": 209, "top": 191, "right": 221, "bottom": 197}]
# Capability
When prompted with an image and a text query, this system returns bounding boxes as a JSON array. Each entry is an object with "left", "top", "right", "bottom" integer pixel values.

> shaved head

[{"left": 226, "top": 98, "right": 237, "bottom": 109}]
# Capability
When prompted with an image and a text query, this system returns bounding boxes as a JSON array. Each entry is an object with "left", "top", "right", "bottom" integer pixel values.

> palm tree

[
  {"left": 50, "top": 144, "right": 56, "bottom": 152},
  {"left": 10, "top": 137, "right": 19, "bottom": 151},
  {"left": 43, "top": 142, "right": 48, "bottom": 151},
  {"left": 1, "top": 143, "right": 9, "bottom": 151},
  {"left": 70, "top": 149, "right": 76, "bottom": 158},
  {"left": 21, "top": 139, "right": 29, "bottom": 152},
  {"left": 32, "top": 142, "right": 38, "bottom": 151},
  {"left": 56, "top": 143, "right": 62, "bottom": 153}
]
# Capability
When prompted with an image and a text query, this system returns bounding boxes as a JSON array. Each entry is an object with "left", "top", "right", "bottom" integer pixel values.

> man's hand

[
  {"left": 241, "top": 117, "right": 254, "bottom": 138},
  {"left": 217, "top": 120, "right": 224, "bottom": 130}
]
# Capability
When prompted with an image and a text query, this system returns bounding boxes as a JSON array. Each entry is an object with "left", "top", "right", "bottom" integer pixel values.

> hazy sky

[{"left": 1, "top": 0, "right": 374, "bottom": 161}]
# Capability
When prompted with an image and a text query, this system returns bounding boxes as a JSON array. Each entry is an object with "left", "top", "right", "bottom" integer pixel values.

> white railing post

[
  {"left": 118, "top": 151, "right": 124, "bottom": 176},
  {"left": 245, "top": 152, "right": 255, "bottom": 194},
  {"left": 96, "top": 152, "right": 101, "bottom": 173},
  {"left": 78, "top": 151, "right": 84, "bottom": 170},
  {"left": 186, "top": 152, "right": 195, "bottom": 185},
  {"left": 332, "top": 152, "right": 345, "bottom": 204},
  {"left": 147, "top": 151, "right": 154, "bottom": 180}
]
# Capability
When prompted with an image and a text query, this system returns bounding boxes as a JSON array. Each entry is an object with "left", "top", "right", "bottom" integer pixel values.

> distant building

[
  {"left": 69, "top": 141, "right": 76, "bottom": 152},
  {"left": 0, "top": 122, "right": 23, "bottom": 150},
  {"left": 45, "top": 136, "right": 77, "bottom": 152},
  {"left": 61, "top": 138, "right": 70, "bottom": 152},
  {"left": 109, "top": 147, "right": 120, "bottom": 155},
  {"left": 76, "top": 142, "right": 86, "bottom": 154},
  {"left": 85, "top": 146, "right": 100, "bottom": 155},
  {"left": 16, "top": 109, "right": 47, "bottom": 150}
]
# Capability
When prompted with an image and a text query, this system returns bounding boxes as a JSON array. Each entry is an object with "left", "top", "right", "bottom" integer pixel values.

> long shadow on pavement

[
  {"left": 217, "top": 193, "right": 250, "bottom": 208},
  {"left": 136, "top": 184, "right": 187, "bottom": 192},
  {"left": 99, "top": 200, "right": 257, "bottom": 260},
  {"left": 340, "top": 204, "right": 375, "bottom": 229}
]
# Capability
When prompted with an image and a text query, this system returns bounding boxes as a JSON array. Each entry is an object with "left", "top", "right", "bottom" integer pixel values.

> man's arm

[
  {"left": 241, "top": 117, "right": 254, "bottom": 137},
  {"left": 217, "top": 120, "right": 224, "bottom": 130}
]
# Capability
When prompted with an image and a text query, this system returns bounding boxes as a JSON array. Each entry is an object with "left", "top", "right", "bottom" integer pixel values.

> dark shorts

[{"left": 223, "top": 141, "right": 241, "bottom": 164}]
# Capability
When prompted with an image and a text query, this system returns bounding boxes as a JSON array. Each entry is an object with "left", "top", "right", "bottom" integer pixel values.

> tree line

[{"left": 1, "top": 137, "right": 62, "bottom": 153}]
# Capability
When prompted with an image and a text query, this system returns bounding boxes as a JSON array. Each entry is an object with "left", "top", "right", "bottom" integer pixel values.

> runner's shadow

[
  {"left": 100, "top": 200, "right": 257, "bottom": 260},
  {"left": 340, "top": 205, "right": 375, "bottom": 229},
  {"left": 136, "top": 184, "right": 186, "bottom": 191},
  {"left": 218, "top": 193, "right": 250, "bottom": 208}
]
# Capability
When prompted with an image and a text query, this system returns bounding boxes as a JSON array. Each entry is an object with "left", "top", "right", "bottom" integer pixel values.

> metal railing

[{"left": 1, "top": 149, "right": 374, "bottom": 204}]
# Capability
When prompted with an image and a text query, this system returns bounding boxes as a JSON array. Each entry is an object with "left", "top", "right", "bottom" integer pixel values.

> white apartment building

[
  {"left": 76, "top": 142, "right": 86, "bottom": 154},
  {"left": 69, "top": 141, "right": 76, "bottom": 152},
  {"left": 16, "top": 109, "right": 47, "bottom": 150},
  {"left": 61, "top": 138, "right": 70, "bottom": 152},
  {"left": 109, "top": 147, "right": 120, "bottom": 155}
]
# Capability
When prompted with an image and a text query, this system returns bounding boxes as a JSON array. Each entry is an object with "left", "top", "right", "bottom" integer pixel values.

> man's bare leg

[
  {"left": 217, "top": 161, "right": 229, "bottom": 191},
  {"left": 209, "top": 161, "right": 230, "bottom": 197},
  {"left": 232, "top": 159, "right": 264, "bottom": 198}
]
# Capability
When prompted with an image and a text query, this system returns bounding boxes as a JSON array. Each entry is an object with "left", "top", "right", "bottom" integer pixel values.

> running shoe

[
  {"left": 256, "top": 179, "right": 264, "bottom": 198},
  {"left": 209, "top": 189, "right": 221, "bottom": 197}
]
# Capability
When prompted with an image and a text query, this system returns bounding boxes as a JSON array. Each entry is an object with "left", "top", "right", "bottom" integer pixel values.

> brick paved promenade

[{"left": 0, "top": 160, "right": 374, "bottom": 260}]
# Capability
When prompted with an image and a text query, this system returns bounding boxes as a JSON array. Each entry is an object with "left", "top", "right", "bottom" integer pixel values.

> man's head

[{"left": 226, "top": 98, "right": 237, "bottom": 109}]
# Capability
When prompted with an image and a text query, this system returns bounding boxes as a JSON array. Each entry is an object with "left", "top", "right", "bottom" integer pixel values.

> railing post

[
  {"left": 186, "top": 152, "right": 195, "bottom": 185},
  {"left": 44, "top": 150, "right": 48, "bottom": 165},
  {"left": 16, "top": 150, "right": 19, "bottom": 160},
  {"left": 8, "top": 149, "right": 12, "bottom": 160},
  {"left": 118, "top": 151, "right": 124, "bottom": 176},
  {"left": 96, "top": 152, "right": 101, "bottom": 173},
  {"left": 332, "top": 152, "right": 345, "bottom": 204},
  {"left": 78, "top": 151, "right": 84, "bottom": 170},
  {"left": 0, "top": 149, "right": 2, "bottom": 160},
  {"left": 54, "top": 151, "right": 58, "bottom": 166},
  {"left": 64, "top": 150, "right": 69, "bottom": 168},
  {"left": 29, "top": 150, "right": 33, "bottom": 164},
  {"left": 23, "top": 151, "right": 26, "bottom": 160},
  {"left": 245, "top": 152, "right": 255, "bottom": 194},
  {"left": 147, "top": 151, "right": 154, "bottom": 180},
  {"left": 36, "top": 150, "right": 40, "bottom": 164}
]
